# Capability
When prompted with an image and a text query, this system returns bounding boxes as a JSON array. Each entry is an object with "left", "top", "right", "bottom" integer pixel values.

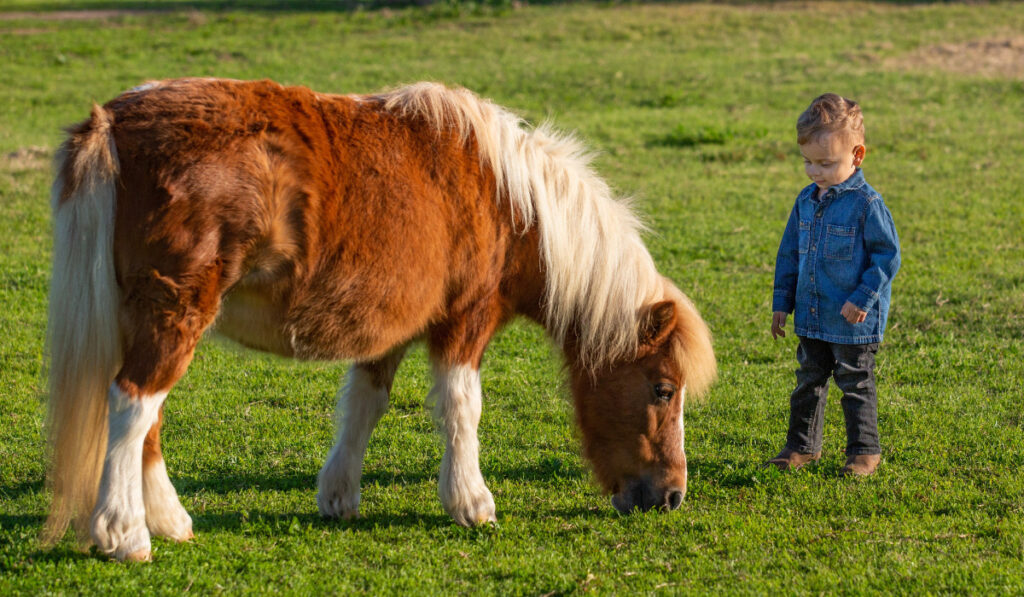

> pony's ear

[{"left": 639, "top": 301, "right": 677, "bottom": 348}]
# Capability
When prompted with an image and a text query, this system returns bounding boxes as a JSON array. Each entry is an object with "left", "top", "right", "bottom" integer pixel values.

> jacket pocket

[
  {"left": 824, "top": 224, "right": 855, "bottom": 260},
  {"left": 798, "top": 221, "right": 811, "bottom": 254}
]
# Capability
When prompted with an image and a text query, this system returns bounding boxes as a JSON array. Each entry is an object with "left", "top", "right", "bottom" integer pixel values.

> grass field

[{"left": 2, "top": 1, "right": 1023, "bottom": 594}]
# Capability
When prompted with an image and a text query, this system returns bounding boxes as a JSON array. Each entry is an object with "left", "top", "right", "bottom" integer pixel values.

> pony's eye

[{"left": 653, "top": 383, "right": 675, "bottom": 402}]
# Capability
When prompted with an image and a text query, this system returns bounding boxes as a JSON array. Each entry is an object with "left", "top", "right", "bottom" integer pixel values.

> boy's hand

[
  {"left": 841, "top": 301, "right": 867, "bottom": 324},
  {"left": 771, "top": 311, "right": 788, "bottom": 339}
]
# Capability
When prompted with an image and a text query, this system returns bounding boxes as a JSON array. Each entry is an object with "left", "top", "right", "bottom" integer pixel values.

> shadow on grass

[
  {"left": 172, "top": 470, "right": 430, "bottom": 495},
  {"left": 0, "top": 545, "right": 96, "bottom": 573},
  {"left": 0, "top": 513, "right": 47, "bottom": 532},
  {"left": 191, "top": 503, "right": 623, "bottom": 536},
  {"left": 3, "top": 459, "right": 593, "bottom": 561},
  {"left": 171, "top": 460, "right": 585, "bottom": 495},
  {"left": 175, "top": 472, "right": 317, "bottom": 494},
  {"left": 517, "top": 503, "right": 620, "bottom": 521},
  {"left": 191, "top": 508, "right": 453, "bottom": 534},
  {"left": 489, "top": 460, "right": 586, "bottom": 482},
  {"left": 0, "top": 479, "right": 45, "bottom": 500},
  {"left": 690, "top": 458, "right": 773, "bottom": 488},
  {"left": 0, "top": 515, "right": 99, "bottom": 572}
]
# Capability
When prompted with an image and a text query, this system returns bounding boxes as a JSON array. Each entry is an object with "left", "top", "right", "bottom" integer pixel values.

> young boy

[{"left": 766, "top": 93, "right": 900, "bottom": 476}]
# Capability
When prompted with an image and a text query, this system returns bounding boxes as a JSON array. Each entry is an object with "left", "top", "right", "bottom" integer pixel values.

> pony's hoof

[
  {"left": 317, "top": 492, "right": 360, "bottom": 520},
  {"left": 123, "top": 548, "right": 152, "bottom": 562},
  {"left": 444, "top": 487, "right": 496, "bottom": 528},
  {"left": 91, "top": 508, "right": 151, "bottom": 563},
  {"left": 317, "top": 459, "right": 362, "bottom": 520},
  {"left": 145, "top": 505, "right": 193, "bottom": 542},
  {"left": 143, "top": 470, "right": 194, "bottom": 542}
]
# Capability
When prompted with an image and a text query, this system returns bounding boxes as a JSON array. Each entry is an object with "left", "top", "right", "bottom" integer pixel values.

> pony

[{"left": 43, "top": 78, "right": 716, "bottom": 561}]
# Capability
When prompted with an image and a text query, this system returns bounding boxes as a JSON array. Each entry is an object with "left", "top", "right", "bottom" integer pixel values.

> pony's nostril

[
  {"left": 666, "top": 489, "right": 684, "bottom": 511},
  {"left": 631, "top": 482, "right": 648, "bottom": 512}
]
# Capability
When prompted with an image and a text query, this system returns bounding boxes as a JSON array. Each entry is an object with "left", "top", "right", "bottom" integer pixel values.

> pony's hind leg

[
  {"left": 142, "top": 407, "right": 193, "bottom": 542},
  {"left": 90, "top": 385, "right": 166, "bottom": 561},
  {"left": 91, "top": 265, "right": 221, "bottom": 561},
  {"left": 318, "top": 347, "right": 407, "bottom": 519}
]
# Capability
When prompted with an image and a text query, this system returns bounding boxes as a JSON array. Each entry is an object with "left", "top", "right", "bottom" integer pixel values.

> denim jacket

[{"left": 773, "top": 169, "right": 900, "bottom": 344}]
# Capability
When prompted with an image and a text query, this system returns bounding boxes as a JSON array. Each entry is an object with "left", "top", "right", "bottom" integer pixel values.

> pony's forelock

[{"left": 660, "top": 278, "right": 717, "bottom": 399}]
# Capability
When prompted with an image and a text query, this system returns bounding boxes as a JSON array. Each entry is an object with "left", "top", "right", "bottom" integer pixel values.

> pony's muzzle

[{"left": 611, "top": 478, "right": 685, "bottom": 514}]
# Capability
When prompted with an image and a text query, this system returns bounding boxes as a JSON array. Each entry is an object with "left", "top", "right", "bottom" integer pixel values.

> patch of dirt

[
  {"left": 889, "top": 37, "right": 1024, "bottom": 79},
  {"left": 0, "top": 10, "right": 161, "bottom": 22},
  {"left": 3, "top": 146, "right": 51, "bottom": 172},
  {"left": 3, "top": 27, "right": 52, "bottom": 35}
]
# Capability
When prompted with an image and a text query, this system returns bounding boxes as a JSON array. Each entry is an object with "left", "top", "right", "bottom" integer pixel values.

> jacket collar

[{"left": 815, "top": 168, "right": 866, "bottom": 199}]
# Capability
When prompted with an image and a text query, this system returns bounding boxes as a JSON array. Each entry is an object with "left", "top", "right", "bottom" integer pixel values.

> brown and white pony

[{"left": 44, "top": 78, "right": 715, "bottom": 561}]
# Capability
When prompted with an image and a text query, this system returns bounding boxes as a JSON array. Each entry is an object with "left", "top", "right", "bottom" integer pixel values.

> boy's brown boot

[
  {"left": 839, "top": 454, "right": 880, "bottom": 477},
  {"left": 763, "top": 448, "right": 821, "bottom": 472}
]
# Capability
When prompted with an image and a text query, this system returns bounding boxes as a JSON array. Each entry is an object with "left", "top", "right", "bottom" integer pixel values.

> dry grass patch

[
  {"left": 889, "top": 36, "right": 1024, "bottom": 79},
  {"left": 0, "top": 10, "right": 160, "bottom": 21},
  {"left": 3, "top": 146, "right": 50, "bottom": 173}
]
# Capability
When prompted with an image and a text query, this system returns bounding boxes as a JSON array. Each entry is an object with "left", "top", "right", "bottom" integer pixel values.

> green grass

[{"left": 2, "top": 1, "right": 1023, "bottom": 594}]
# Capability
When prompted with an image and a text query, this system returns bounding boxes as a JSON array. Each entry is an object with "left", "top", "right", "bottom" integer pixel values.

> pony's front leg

[
  {"left": 90, "top": 384, "right": 166, "bottom": 562},
  {"left": 432, "top": 363, "right": 496, "bottom": 526},
  {"left": 318, "top": 348, "right": 406, "bottom": 520}
]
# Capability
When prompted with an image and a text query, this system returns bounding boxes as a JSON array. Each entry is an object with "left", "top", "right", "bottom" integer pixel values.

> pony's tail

[{"left": 42, "top": 105, "right": 122, "bottom": 547}]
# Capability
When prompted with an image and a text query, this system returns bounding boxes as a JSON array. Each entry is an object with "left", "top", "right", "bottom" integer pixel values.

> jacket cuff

[
  {"left": 847, "top": 285, "right": 879, "bottom": 312},
  {"left": 772, "top": 291, "right": 794, "bottom": 314}
]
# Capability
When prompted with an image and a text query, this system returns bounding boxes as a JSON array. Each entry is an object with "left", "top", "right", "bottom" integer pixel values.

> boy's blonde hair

[{"left": 797, "top": 93, "right": 864, "bottom": 146}]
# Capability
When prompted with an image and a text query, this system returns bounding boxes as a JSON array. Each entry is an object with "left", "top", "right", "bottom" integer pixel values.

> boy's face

[{"left": 799, "top": 132, "right": 865, "bottom": 190}]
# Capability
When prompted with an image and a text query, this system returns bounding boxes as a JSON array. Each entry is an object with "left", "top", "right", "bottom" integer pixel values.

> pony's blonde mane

[{"left": 378, "top": 83, "right": 663, "bottom": 370}]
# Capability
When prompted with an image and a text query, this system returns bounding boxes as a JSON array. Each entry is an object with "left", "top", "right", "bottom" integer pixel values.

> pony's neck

[
  {"left": 374, "top": 82, "right": 662, "bottom": 369},
  {"left": 501, "top": 192, "right": 661, "bottom": 373}
]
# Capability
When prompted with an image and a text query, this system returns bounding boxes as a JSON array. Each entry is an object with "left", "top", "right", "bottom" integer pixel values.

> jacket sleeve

[
  {"left": 772, "top": 201, "right": 800, "bottom": 313},
  {"left": 847, "top": 197, "right": 900, "bottom": 312}
]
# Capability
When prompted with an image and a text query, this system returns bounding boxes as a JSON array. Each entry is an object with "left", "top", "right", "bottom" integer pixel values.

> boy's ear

[{"left": 853, "top": 145, "right": 866, "bottom": 166}]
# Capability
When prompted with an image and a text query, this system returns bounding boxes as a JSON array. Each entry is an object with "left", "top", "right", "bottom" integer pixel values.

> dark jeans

[{"left": 786, "top": 337, "right": 881, "bottom": 456}]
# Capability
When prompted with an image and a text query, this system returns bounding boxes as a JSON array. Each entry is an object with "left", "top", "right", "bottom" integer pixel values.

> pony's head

[{"left": 569, "top": 281, "right": 715, "bottom": 514}]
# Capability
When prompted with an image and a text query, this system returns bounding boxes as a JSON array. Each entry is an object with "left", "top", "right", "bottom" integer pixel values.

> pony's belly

[{"left": 215, "top": 288, "right": 295, "bottom": 357}]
